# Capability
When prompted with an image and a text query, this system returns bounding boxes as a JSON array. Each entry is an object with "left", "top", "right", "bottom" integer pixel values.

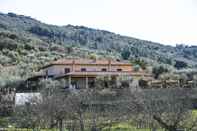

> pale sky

[{"left": 0, "top": 0, "right": 197, "bottom": 45}]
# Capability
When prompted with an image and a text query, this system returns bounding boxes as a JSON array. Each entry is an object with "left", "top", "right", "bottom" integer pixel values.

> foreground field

[
  {"left": 102, "top": 123, "right": 165, "bottom": 131},
  {"left": 6, "top": 127, "right": 164, "bottom": 131},
  {"left": 4, "top": 110, "right": 197, "bottom": 131},
  {"left": 6, "top": 123, "right": 165, "bottom": 131}
]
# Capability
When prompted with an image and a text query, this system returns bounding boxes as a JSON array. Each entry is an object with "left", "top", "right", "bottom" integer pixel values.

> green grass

[
  {"left": 192, "top": 110, "right": 197, "bottom": 117},
  {"left": 6, "top": 125, "right": 163, "bottom": 131},
  {"left": 7, "top": 128, "right": 161, "bottom": 131},
  {"left": 102, "top": 123, "right": 164, "bottom": 131},
  {"left": 6, "top": 128, "right": 64, "bottom": 131}
]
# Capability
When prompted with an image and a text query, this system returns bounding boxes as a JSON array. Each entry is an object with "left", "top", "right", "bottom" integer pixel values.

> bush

[
  {"left": 174, "top": 60, "right": 187, "bottom": 69},
  {"left": 131, "top": 59, "right": 147, "bottom": 70},
  {"left": 121, "top": 48, "right": 130, "bottom": 60},
  {"left": 0, "top": 118, "right": 9, "bottom": 127},
  {"left": 139, "top": 79, "right": 148, "bottom": 88},
  {"left": 0, "top": 38, "right": 18, "bottom": 50},
  {"left": 152, "top": 66, "right": 168, "bottom": 79},
  {"left": 133, "top": 65, "right": 140, "bottom": 72},
  {"left": 0, "top": 55, "right": 12, "bottom": 65}
]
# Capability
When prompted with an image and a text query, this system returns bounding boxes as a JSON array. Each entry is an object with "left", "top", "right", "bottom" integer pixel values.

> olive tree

[{"left": 125, "top": 87, "right": 197, "bottom": 131}]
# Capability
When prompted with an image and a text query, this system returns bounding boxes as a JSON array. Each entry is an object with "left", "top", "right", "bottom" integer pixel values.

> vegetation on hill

[{"left": 0, "top": 12, "right": 197, "bottom": 83}]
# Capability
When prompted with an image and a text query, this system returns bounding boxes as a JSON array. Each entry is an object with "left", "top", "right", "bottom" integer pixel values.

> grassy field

[
  {"left": 6, "top": 128, "right": 60, "bottom": 131},
  {"left": 6, "top": 128, "right": 164, "bottom": 131},
  {"left": 6, "top": 124, "right": 164, "bottom": 131},
  {"left": 102, "top": 123, "right": 164, "bottom": 131}
]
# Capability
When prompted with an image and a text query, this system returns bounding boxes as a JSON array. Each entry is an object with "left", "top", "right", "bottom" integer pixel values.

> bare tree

[
  {"left": 125, "top": 87, "right": 197, "bottom": 131},
  {"left": 65, "top": 90, "right": 88, "bottom": 131},
  {"left": 85, "top": 76, "right": 131, "bottom": 131},
  {"left": 39, "top": 79, "right": 69, "bottom": 131},
  {"left": 15, "top": 79, "right": 69, "bottom": 131},
  {"left": 14, "top": 77, "right": 197, "bottom": 131}
]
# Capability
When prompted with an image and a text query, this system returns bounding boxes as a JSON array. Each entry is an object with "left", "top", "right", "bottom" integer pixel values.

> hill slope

[{"left": 0, "top": 12, "right": 197, "bottom": 77}]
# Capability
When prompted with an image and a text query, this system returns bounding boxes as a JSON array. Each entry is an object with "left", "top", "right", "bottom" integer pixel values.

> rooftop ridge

[
  {"left": 39, "top": 58, "right": 132, "bottom": 70},
  {"left": 50, "top": 58, "right": 131, "bottom": 65}
]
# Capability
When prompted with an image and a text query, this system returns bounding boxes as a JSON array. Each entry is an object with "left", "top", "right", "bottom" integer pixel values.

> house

[
  {"left": 45, "top": 59, "right": 133, "bottom": 89},
  {"left": 27, "top": 58, "right": 152, "bottom": 90},
  {"left": 35, "top": 59, "right": 141, "bottom": 88}
]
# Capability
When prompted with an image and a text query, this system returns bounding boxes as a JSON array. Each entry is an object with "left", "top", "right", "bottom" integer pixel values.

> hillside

[{"left": 0, "top": 12, "right": 197, "bottom": 78}]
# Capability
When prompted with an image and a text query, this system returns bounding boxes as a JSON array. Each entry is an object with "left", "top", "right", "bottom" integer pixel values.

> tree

[
  {"left": 65, "top": 90, "right": 88, "bottom": 131},
  {"left": 152, "top": 66, "right": 168, "bottom": 79},
  {"left": 174, "top": 60, "right": 187, "bottom": 69},
  {"left": 125, "top": 88, "right": 197, "bottom": 131},
  {"left": 121, "top": 48, "right": 130, "bottom": 60},
  {"left": 139, "top": 79, "right": 148, "bottom": 88},
  {"left": 133, "top": 65, "right": 140, "bottom": 72},
  {"left": 131, "top": 59, "right": 147, "bottom": 70},
  {"left": 15, "top": 79, "right": 68, "bottom": 131},
  {"left": 39, "top": 79, "right": 69, "bottom": 131}
]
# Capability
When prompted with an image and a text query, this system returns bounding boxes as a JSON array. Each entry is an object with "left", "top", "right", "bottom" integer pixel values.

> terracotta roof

[
  {"left": 52, "top": 58, "right": 131, "bottom": 65},
  {"left": 41, "top": 58, "right": 132, "bottom": 69}
]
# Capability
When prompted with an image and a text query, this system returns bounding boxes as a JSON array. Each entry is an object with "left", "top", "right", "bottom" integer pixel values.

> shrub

[
  {"left": 0, "top": 38, "right": 18, "bottom": 50},
  {"left": 139, "top": 79, "right": 148, "bottom": 88},
  {"left": 152, "top": 66, "right": 168, "bottom": 79},
  {"left": 174, "top": 60, "right": 188, "bottom": 69}
]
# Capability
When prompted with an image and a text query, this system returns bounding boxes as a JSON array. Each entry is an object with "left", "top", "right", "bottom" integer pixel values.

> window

[
  {"left": 117, "top": 68, "right": 122, "bottom": 72},
  {"left": 81, "top": 68, "right": 86, "bottom": 72},
  {"left": 101, "top": 68, "right": 107, "bottom": 72},
  {"left": 64, "top": 68, "right": 70, "bottom": 73}
]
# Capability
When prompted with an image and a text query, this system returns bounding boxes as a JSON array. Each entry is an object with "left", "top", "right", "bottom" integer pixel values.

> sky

[{"left": 0, "top": 0, "right": 197, "bottom": 46}]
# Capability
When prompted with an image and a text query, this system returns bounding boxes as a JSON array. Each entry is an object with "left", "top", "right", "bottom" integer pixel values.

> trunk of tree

[
  {"left": 168, "top": 126, "right": 177, "bottom": 131},
  {"left": 59, "top": 119, "right": 63, "bottom": 131},
  {"left": 153, "top": 115, "right": 177, "bottom": 131},
  {"left": 91, "top": 122, "right": 97, "bottom": 131},
  {"left": 91, "top": 115, "right": 98, "bottom": 131},
  {"left": 79, "top": 118, "right": 84, "bottom": 131},
  {"left": 109, "top": 123, "right": 112, "bottom": 131},
  {"left": 151, "top": 127, "right": 157, "bottom": 131},
  {"left": 72, "top": 120, "right": 77, "bottom": 131},
  {"left": 79, "top": 113, "right": 85, "bottom": 131},
  {"left": 50, "top": 118, "right": 56, "bottom": 128}
]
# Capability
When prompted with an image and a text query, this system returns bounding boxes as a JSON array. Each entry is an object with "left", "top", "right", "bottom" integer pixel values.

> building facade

[{"left": 37, "top": 59, "right": 138, "bottom": 89}]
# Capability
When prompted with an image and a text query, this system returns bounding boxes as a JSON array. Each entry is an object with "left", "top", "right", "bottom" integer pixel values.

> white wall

[{"left": 15, "top": 93, "right": 41, "bottom": 105}]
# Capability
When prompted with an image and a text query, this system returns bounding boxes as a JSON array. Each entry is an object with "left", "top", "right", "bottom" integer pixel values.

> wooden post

[
  {"left": 68, "top": 76, "right": 71, "bottom": 88},
  {"left": 115, "top": 76, "right": 119, "bottom": 88},
  {"left": 63, "top": 78, "right": 66, "bottom": 88},
  {"left": 108, "top": 59, "right": 111, "bottom": 71}
]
